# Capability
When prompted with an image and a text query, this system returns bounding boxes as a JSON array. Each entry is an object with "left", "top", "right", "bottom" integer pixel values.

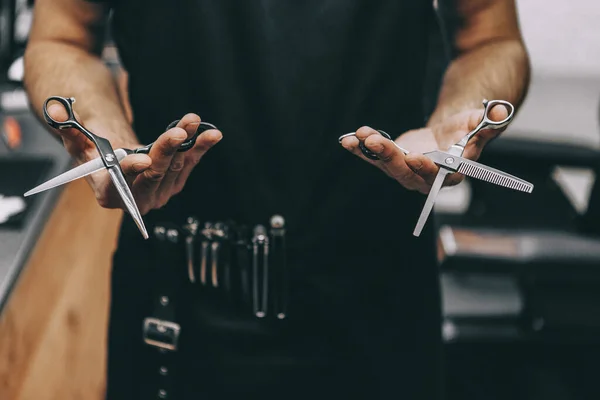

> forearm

[
  {"left": 427, "top": 38, "right": 530, "bottom": 126},
  {"left": 23, "top": 40, "right": 137, "bottom": 147}
]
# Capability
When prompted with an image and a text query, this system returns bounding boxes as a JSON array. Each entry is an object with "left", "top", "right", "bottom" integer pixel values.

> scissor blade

[
  {"left": 23, "top": 149, "right": 129, "bottom": 197},
  {"left": 457, "top": 158, "right": 534, "bottom": 193},
  {"left": 107, "top": 167, "right": 149, "bottom": 239},
  {"left": 413, "top": 169, "right": 450, "bottom": 237},
  {"left": 24, "top": 157, "right": 104, "bottom": 197}
]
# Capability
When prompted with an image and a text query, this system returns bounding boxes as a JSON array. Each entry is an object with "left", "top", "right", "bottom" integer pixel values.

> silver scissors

[
  {"left": 339, "top": 99, "right": 534, "bottom": 237},
  {"left": 24, "top": 96, "right": 218, "bottom": 239}
]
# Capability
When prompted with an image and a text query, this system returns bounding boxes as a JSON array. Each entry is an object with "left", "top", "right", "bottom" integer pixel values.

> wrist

[{"left": 83, "top": 116, "right": 141, "bottom": 150}]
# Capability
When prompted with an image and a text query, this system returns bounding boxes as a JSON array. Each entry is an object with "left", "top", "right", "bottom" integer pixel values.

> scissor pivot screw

[
  {"left": 105, "top": 154, "right": 115, "bottom": 162},
  {"left": 445, "top": 157, "right": 455, "bottom": 165},
  {"left": 160, "top": 296, "right": 169, "bottom": 306}
]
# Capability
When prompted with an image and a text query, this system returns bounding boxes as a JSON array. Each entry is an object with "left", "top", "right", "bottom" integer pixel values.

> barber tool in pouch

[
  {"left": 190, "top": 215, "right": 289, "bottom": 321},
  {"left": 144, "top": 214, "right": 291, "bottom": 345}
]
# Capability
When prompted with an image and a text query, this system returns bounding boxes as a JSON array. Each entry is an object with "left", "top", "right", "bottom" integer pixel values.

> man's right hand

[{"left": 46, "top": 104, "right": 223, "bottom": 215}]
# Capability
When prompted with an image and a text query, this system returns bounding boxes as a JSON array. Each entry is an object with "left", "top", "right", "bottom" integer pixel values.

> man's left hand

[{"left": 340, "top": 105, "right": 509, "bottom": 194}]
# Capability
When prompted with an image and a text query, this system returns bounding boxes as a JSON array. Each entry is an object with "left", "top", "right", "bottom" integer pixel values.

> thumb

[
  {"left": 405, "top": 153, "right": 441, "bottom": 186},
  {"left": 466, "top": 103, "right": 510, "bottom": 147},
  {"left": 46, "top": 103, "right": 90, "bottom": 156},
  {"left": 461, "top": 103, "right": 510, "bottom": 160}
]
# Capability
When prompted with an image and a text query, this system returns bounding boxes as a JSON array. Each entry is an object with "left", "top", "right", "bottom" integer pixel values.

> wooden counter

[{"left": 0, "top": 179, "right": 121, "bottom": 400}]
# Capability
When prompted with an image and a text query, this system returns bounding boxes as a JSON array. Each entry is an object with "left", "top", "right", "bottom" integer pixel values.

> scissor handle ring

[
  {"left": 481, "top": 99, "right": 515, "bottom": 129},
  {"left": 165, "top": 120, "right": 218, "bottom": 152},
  {"left": 43, "top": 96, "right": 79, "bottom": 130}
]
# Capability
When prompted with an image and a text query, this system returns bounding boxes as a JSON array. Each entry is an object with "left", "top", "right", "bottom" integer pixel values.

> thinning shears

[
  {"left": 24, "top": 96, "right": 217, "bottom": 239},
  {"left": 339, "top": 99, "right": 534, "bottom": 237}
]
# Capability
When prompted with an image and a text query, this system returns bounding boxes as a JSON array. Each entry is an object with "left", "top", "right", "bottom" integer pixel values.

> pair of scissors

[
  {"left": 339, "top": 99, "right": 534, "bottom": 237},
  {"left": 24, "top": 96, "right": 218, "bottom": 240}
]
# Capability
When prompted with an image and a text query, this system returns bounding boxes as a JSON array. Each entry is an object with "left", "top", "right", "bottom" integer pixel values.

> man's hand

[
  {"left": 46, "top": 104, "right": 222, "bottom": 214},
  {"left": 339, "top": 104, "right": 508, "bottom": 194}
]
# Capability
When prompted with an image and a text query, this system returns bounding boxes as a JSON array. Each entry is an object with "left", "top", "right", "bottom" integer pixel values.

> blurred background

[{"left": 1, "top": 1, "right": 600, "bottom": 399}]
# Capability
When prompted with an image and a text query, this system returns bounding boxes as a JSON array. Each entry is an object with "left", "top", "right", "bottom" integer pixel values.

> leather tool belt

[{"left": 141, "top": 214, "right": 290, "bottom": 399}]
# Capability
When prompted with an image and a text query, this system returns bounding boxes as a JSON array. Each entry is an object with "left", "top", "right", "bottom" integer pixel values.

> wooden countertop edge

[{"left": 0, "top": 179, "right": 122, "bottom": 399}]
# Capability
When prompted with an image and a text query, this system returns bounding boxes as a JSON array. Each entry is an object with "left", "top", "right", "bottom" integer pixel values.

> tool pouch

[
  {"left": 168, "top": 215, "right": 290, "bottom": 322},
  {"left": 140, "top": 214, "right": 292, "bottom": 400}
]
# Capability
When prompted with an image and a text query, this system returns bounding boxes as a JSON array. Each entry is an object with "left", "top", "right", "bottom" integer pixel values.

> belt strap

[{"left": 143, "top": 224, "right": 182, "bottom": 399}]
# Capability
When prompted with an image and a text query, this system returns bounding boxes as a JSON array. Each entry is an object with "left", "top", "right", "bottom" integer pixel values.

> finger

[
  {"left": 444, "top": 172, "right": 465, "bottom": 187},
  {"left": 339, "top": 134, "right": 381, "bottom": 168},
  {"left": 158, "top": 114, "right": 201, "bottom": 202},
  {"left": 466, "top": 103, "right": 510, "bottom": 132},
  {"left": 465, "top": 103, "right": 510, "bottom": 153},
  {"left": 355, "top": 125, "right": 383, "bottom": 142},
  {"left": 90, "top": 153, "right": 152, "bottom": 211},
  {"left": 91, "top": 153, "right": 151, "bottom": 203},
  {"left": 409, "top": 172, "right": 431, "bottom": 194},
  {"left": 120, "top": 153, "right": 152, "bottom": 185},
  {"left": 404, "top": 153, "right": 440, "bottom": 186},
  {"left": 362, "top": 133, "right": 421, "bottom": 189},
  {"left": 174, "top": 127, "right": 223, "bottom": 192},
  {"left": 405, "top": 153, "right": 467, "bottom": 191},
  {"left": 341, "top": 127, "right": 403, "bottom": 169},
  {"left": 133, "top": 127, "right": 188, "bottom": 208},
  {"left": 342, "top": 128, "right": 426, "bottom": 192},
  {"left": 488, "top": 102, "right": 510, "bottom": 123}
]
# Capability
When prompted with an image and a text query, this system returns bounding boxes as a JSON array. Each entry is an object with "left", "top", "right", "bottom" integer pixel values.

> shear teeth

[{"left": 458, "top": 162, "right": 533, "bottom": 193}]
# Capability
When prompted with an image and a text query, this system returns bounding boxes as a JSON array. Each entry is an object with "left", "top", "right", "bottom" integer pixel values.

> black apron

[{"left": 104, "top": 0, "right": 443, "bottom": 398}]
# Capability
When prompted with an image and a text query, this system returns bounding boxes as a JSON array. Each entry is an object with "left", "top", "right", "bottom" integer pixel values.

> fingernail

[
  {"left": 185, "top": 121, "right": 200, "bottom": 131},
  {"left": 169, "top": 135, "right": 186, "bottom": 146}
]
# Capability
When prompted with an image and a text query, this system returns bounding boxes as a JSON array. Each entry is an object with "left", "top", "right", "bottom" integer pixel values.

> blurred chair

[
  {"left": 438, "top": 135, "right": 600, "bottom": 340},
  {"left": 438, "top": 134, "right": 600, "bottom": 400}
]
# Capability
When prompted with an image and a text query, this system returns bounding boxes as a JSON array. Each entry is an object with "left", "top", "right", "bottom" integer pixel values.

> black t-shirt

[
  {"left": 103, "top": 0, "right": 438, "bottom": 261},
  {"left": 93, "top": 3, "right": 445, "bottom": 397}
]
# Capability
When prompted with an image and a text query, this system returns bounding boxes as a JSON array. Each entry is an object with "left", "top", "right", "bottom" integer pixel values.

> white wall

[
  {"left": 505, "top": 1, "right": 600, "bottom": 146},
  {"left": 517, "top": 0, "right": 600, "bottom": 78},
  {"left": 439, "top": 1, "right": 600, "bottom": 213}
]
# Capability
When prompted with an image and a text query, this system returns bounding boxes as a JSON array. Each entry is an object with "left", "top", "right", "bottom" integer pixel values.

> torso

[
  {"left": 105, "top": 3, "right": 444, "bottom": 397},
  {"left": 110, "top": 0, "right": 438, "bottom": 261}
]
